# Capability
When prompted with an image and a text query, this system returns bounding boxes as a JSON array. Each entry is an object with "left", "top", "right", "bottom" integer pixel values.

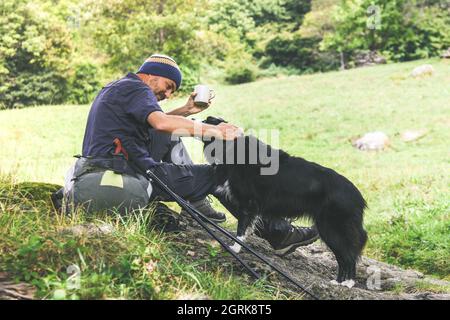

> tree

[
  {"left": 322, "top": 0, "right": 450, "bottom": 62},
  {"left": 0, "top": 0, "right": 73, "bottom": 108},
  {"left": 87, "top": 0, "right": 209, "bottom": 91}
]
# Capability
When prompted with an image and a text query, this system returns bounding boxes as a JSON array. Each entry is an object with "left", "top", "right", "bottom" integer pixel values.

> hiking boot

[
  {"left": 271, "top": 225, "right": 319, "bottom": 256},
  {"left": 151, "top": 202, "right": 184, "bottom": 233},
  {"left": 181, "top": 197, "right": 226, "bottom": 223},
  {"left": 51, "top": 188, "right": 64, "bottom": 212}
]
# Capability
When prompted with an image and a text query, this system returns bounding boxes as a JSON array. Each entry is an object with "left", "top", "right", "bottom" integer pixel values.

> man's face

[{"left": 148, "top": 76, "right": 176, "bottom": 101}]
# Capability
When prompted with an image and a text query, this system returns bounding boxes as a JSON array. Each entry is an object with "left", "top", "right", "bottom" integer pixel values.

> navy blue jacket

[{"left": 82, "top": 73, "right": 162, "bottom": 171}]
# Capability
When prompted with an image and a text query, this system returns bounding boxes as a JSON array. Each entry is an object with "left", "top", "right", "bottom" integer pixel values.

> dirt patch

[{"left": 174, "top": 213, "right": 450, "bottom": 300}]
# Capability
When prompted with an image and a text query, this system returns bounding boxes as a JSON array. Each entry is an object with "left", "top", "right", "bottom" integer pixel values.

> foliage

[
  {"left": 1, "top": 0, "right": 450, "bottom": 107},
  {"left": 299, "top": 0, "right": 340, "bottom": 38},
  {"left": 322, "top": 0, "right": 450, "bottom": 62},
  {"left": 224, "top": 56, "right": 258, "bottom": 84},
  {"left": 67, "top": 63, "right": 101, "bottom": 104},
  {"left": 0, "top": 0, "right": 73, "bottom": 109},
  {"left": 264, "top": 34, "right": 340, "bottom": 73},
  {"left": 208, "top": 0, "right": 312, "bottom": 58},
  {"left": 88, "top": 0, "right": 208, "bottom": 92},
  {"left": 178, "top": 65, "right": 201, "bottom": 93}
]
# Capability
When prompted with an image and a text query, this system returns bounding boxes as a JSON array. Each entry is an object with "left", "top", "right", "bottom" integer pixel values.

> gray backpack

[{"left": 64, "top": 157, "right": 152, "bottom": 214}]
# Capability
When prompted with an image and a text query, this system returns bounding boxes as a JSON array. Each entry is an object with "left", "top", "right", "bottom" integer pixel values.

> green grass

[
  {"left": 0, "top": 178, "right": 286, "bottom": 299},
  {"left": 0, "top": 58, "right": 449, "bottom": 298}
]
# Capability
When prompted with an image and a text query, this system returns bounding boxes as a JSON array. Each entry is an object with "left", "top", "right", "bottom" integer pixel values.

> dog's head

[
  {"left": 200, "top": 116, "right": 280, "bottom": 171},
  {"left": 202, "top": 116, "right": 228, "bottom": 126},
  {"left": 200, "top": 116, "right": 230, "bottom": 164}
]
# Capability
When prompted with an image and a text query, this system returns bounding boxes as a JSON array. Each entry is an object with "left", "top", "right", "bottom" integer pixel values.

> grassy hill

[{"left": 0, "top": 58, "right": 449, "bottom": 299}]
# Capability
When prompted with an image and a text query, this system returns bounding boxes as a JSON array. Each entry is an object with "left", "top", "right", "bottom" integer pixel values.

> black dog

[{"left": 202, "top": 116, "right": 368, "bottom": 284}]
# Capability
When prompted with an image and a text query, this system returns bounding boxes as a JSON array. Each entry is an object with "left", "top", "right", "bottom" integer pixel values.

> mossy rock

[
  {"left": 14, "top": 182, "right": 62, "bottom": 201},
  {"left": 0, "top": 181, "right": 62, "bottom": 207}
]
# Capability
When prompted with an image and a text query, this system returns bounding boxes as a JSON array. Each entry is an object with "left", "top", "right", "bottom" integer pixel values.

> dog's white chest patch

[{"left": 215, "top": 180, "right": 234, "bottom": 202}]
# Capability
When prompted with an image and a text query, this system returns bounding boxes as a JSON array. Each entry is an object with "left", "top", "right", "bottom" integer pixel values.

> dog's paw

[
  {"left": 329, "top": 279, "right": 356, "bottom": 289},
  {"left": 329, "top": 280, "right": 339, "bottom": 286},
  {"left": 340, "top": 280, "right": 355, "bottom": 289},
  {"left": 230, "top": 242, "right": 242, "bottom": 253}
]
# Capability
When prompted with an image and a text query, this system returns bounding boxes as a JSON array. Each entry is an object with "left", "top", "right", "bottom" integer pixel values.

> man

[
  {"left": 54, "top": 54, "right": 318, "bottom": 256},
  {"left": 80, "top": 54, "right": 238, "bottom": 222}
]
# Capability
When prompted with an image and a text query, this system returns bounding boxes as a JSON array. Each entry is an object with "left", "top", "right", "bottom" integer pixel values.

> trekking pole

[
  {"left": 187, "top": 204, "right": 320, "bottom": 300},
  {"left": 146, "top": 169, "right": 319, "bottom": 300},
  {"left": 144, "top": 171, "right": 260, "bottom": 280}
]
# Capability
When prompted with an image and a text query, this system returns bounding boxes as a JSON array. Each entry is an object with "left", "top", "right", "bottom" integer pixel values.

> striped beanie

[{"left": 137, "top": 54, "right": 182, "bottom": 90}]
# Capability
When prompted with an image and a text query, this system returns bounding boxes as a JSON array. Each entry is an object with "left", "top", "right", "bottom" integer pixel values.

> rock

[
  {"left": 400, "top": 129, "right": 427, "bottom": 142},
  {"left": 60, "top": 223, "right": 115, "bottom": 237},
  {"left": 421, "top": 294, "right": 450, "bottom": 300},
  {"left": 410, "top": 64, "right": 434, "bottom": 78},
  {"left": 441, "top": 48, "right": 450, "bottom": 59},
  {"left": 176, "top": 293, "right": 211, "bottom": 300},
  {"left": 353, "top": 132, "right": 390, "bottom": 151},
  {"left": 175, "top": 212, "right": 450, "bottom": 300},
  {"left": 187, "top": 250, "right": 196, "bottom": 257},
  {"left": 0, "top": 272, "right": 36, "bottom": 300},
  {"left": 354, "top": 51, "right": 387, "bottom": 67},
  {"left": 0, "top": 181, "right": 62, "bottom": 209}
]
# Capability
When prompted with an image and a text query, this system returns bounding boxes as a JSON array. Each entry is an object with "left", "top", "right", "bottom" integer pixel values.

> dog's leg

[
  {"left": 230, "top": 214, "right": 252, "bottom": 253},
  {"left": 316, "top": 204, "right": 367, "bottom": 286}
]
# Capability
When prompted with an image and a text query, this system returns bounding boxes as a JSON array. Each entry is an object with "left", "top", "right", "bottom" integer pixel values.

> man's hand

[
  {"left": 184, "top": 91, "right": 213, "bottom": 116},
  {"left": 147, "top": 111, "right": 243, "bottom": 141},
  {"left": 206, "top": 122, "right": 244, "bottom": 141}
]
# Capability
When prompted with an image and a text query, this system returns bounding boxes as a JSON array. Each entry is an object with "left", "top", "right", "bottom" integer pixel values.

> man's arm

[
  {"left": 166, "top": 104, "right": 192, "bottom": 117},
  {"left": 166, "top": 92, "right": 210, "bottom": 117},
  {"left": 147, "top": 111, "right": 242, "bottom": 140}
]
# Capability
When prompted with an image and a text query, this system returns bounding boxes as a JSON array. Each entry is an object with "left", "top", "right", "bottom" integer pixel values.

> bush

[
  {"left": 257, "top": 63, "right": 302, "bottom": 78},
  {"left": 178, "top": 64, "right": 200, "bottom": 94},
  {"left": 322, "top": 0, "right": 450, "bottom": 62},
  {"left": 91, "top": 0, "right": 205, "bottom": 77},
  {"left": 0, "top": 72, "right": 68, "bottom": 109},
  {"left": 0, "top": 0, "right": 72, "bottom": 109},
  {"left": 263, "top": 34, "right": 340, "bottom": 73},
  {"left": 224, "top": 58, "right": 258, "bottom": 84},
  {"left": 67, "top": 63, "right": 101, "bottom": 105}
]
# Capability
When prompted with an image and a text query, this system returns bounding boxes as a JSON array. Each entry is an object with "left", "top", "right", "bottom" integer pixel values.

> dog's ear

[{"left": 202, "top": 116, "right": 227, "bottom": 126}]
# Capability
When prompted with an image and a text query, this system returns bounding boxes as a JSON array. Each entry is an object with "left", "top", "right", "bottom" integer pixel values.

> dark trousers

[
  {"left": 146, "top": 129, "right": 216, "bottom": 202},
  {"left": 147, "top": 129, "right": 292, "bottom": 245}
]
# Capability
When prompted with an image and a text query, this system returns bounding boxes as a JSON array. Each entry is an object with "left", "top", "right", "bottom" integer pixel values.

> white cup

[{"left": 194, "top": 85, "right": 215, "bottom": 108}]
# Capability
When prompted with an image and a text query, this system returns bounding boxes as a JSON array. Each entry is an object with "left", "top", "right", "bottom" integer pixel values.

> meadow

[{"left": 0, "top": 58, "right": 449, "bottom": 298}]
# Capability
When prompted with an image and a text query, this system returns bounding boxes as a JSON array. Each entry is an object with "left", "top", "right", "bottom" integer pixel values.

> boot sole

[
  {"left": 273, "top": 234, "right": 320, "bottom": 256},
  {"left": 207, "top": 216, "right": 227, "bottom": 223},
  {"left": 180, "top": 210, "right": 227, "bottom": 224}
]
